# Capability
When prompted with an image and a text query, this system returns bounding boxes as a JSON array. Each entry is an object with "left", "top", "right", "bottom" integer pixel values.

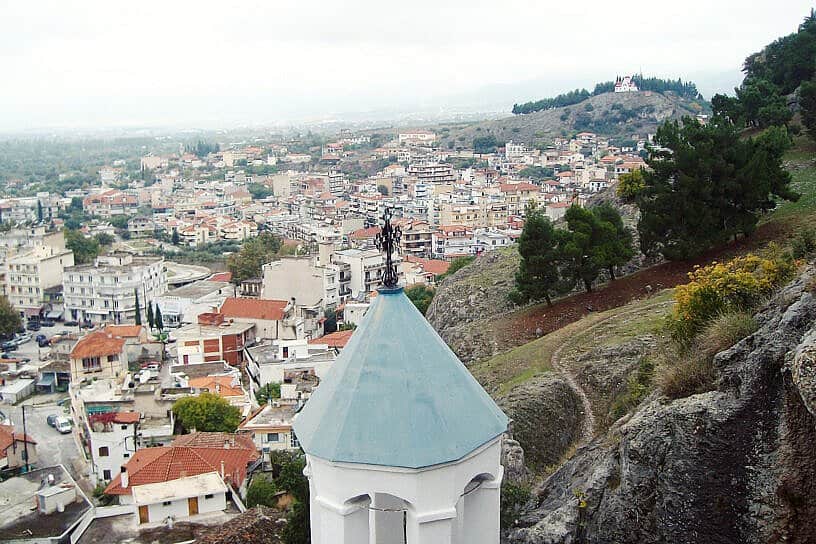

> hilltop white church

[{"left": 614, "top": 75, "right": 639, "bottom": 93}]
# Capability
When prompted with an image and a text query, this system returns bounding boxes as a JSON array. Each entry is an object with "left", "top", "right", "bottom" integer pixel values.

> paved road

[
  {"left": 4, "top": 401, "right": 84, "bottom": 478},
  {"left": 165, "top": 261, "right": 211, "bottom": 287}
]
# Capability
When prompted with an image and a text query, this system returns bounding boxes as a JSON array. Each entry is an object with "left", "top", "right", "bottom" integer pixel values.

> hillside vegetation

[{"left": 439, "top": 91, "right": 705, "bottom": 148}]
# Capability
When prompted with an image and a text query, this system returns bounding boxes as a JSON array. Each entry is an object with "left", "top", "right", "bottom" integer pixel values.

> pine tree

[
  {"left": 562, "top": 205, "right": 605, "bottom": 293},
  {"left": 134, "top": 289, "right": 142, "bottom": 326},
  {"left": 513, "top": 203, "right": 570, "bottom": 305},
  {"left": 637, "top": 118, "right": 798, "bottom": 260},
  {"left": 36, "top": 200, "right": 44, "bottom": 223},
  {"left": 592, "top": 204, "right": 635, "bottom": 280},
  {"left": 171, "top": 228, "right": 180, "bottom": 245}
]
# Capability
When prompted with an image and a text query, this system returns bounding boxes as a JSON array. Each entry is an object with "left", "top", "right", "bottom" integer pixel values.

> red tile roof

[
  {"left": 0, "top": 425, "right": 36, "bottom": 457},
  {"left": 172, "top": 432, "right": 255, "bottom": 450},
  {"left": 104, "top": 434, "right": 258, "bottom": 495},
  {"left": 103, "top": 325, "right": 144, "bottom": 338},
  {"left": 189, "top": 376, "right": 244, "bottom": 397},
  {"left": 309, "top": 329, "right": 354, "bottom": 348},
  {"left": 209, "top": 272, "right": 233, "bottom": 282},
  {"left": 219, "top": 298, "right": 288, "bottom": 321},
  {"left": 404, "top": 255, "right": 450, "bottom": 276},
  {"left": 70, "top": 331, "right": 126, "bottom": 359}
]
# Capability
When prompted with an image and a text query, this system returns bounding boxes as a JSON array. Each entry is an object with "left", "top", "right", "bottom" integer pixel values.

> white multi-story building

[
  {"left": 63, "top": 254, "right": 167, "bottom": 324},
  {"left": 398, "top": 130, "right": 437, "bottom": 146},
  {"left": 432, "top": 226, "right": 476, "bottom": 259},
  {"left": 505, "top": 141, "right": 526, "bottom": 160},
  {"left": 86, "top": 411, "right": 141, "bottom": 484},
  {"left": 3, "top": 231, "right": 74, "bottom": 317},
  {"left": 332, "top": 248, "right": 402, "bottom": 298}
]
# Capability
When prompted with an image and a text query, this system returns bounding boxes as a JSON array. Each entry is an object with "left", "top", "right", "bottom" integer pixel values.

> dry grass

[{"left": 658, "top": 310, "right": 758, "bottom": 400}]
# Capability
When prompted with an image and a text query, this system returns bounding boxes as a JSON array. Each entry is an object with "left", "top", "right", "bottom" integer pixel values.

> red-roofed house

[
  {"left": 0, "top": 424, "right": 37, "bottom": 470},
  {"left": 218, "top": 298, "right": 303, "bottom": 341},
  {"left": 401, "top": 255, "right": 450, "bottom": 285},
  {"left": 69, "top": 330, "right": 128, "bottom": 383},
  {"left": 104, "top": 432, "right": 259, "bottom": 503},
  {"left": 309, "top": 329, "right": 354, "bottom": 350}
]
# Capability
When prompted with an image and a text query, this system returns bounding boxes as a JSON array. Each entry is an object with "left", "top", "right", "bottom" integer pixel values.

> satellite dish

[{"left": 92, "top": 421, "right": 105, "bottom": 432}]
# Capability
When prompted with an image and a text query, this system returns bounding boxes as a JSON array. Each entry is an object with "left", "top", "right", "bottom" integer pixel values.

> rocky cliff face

[
  {"left": 427, "top": 247, "right": 520, "bottom": 362},
  {"left": 505, "top": 266, "right": 816, "bottom": 544},
  {"left": 498, "top": 373, "right": 584, "bottom": 469}
]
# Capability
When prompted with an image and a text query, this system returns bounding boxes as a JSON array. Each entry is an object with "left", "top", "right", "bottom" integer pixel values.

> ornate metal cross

[{"left": 374, "top": 208, "right": 402, "bottom": 288}]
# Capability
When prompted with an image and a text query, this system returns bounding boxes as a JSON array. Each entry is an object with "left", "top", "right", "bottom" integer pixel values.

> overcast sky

[{"left": 1, "top": 1, "right": 813, "bottom": 131}]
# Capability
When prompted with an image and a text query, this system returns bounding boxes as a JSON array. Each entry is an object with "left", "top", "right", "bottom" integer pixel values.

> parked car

[
  {"left": 46, "top": 414, "right": 59, "bottom": 427},
  {"left": 16, "top": 333, "right": 32, "bottom": 344},
  {"left": 55, "top": 416, "right": 73, "bottom": 434},
  {"left": 36, "top": 334, "right": 49, "bottom": 347},
  {"left": 2, "top": 353, "right": 30, "bottom": 362},
  {"left": 1, "top": 340, "right": 16, "bottom": 351},
  {"left": 63, "top": 320, "right": 79, "bottom": 327},
  {"left": 40, "top": 319, "right": 55, "bottom": 327},
  {"left": 26, "top": 321, "right": 41, "bottom": 331}
]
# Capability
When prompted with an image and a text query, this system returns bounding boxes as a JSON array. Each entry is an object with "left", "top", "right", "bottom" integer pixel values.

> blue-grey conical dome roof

[{"left": 292, "top": 287, "right": 508, "bottom": 469}]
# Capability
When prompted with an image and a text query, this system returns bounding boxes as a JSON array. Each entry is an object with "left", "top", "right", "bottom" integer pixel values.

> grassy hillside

[{"left": 439, "top": 91, "right": 707, "bottom": 148}]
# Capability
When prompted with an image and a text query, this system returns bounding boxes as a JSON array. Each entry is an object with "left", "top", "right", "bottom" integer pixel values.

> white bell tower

[{"left": 293, "top": 283, "right": 509, "bottom": 544}]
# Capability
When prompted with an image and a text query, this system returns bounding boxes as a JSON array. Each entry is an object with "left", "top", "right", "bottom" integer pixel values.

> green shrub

[
  {"left": 659, "top": 310, "right": 758, "bottom": 400},
  {"left": 791, "top": 228, "right": 816, "bottom": 259},
  {"left": 609, "top": 357, "right": 655, "bottom": 421},
  {"left": 668, "top": 250, "right": 794, "bottom": 344},
  {"left": 501, "top": 482, "right": 531, "bottom": 529},
  {"left": 246, "top": 476, "right": 278, "bottom": 508}
]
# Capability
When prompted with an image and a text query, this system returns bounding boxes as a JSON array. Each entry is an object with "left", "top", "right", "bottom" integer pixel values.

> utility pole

[{"left": 21, "top": 405, "right": 30, "bottom": 473}]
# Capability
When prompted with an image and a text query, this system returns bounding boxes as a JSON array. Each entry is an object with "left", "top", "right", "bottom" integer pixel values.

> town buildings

[{"left": 63, "top": 253, "right": 167, "bottom": 324}]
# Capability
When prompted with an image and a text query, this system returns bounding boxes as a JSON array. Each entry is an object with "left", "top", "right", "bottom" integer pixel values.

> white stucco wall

[
  {"left": 306, "top": 436, "right": 503, "bottom": 544},
  {"left": 139, "top": 492, "right": 226, "bottom": 524}
]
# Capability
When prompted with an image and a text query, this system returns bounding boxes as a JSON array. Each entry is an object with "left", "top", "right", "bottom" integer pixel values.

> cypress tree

[{"left": 134, "top": 289, "right": 142, "bottom": 326}]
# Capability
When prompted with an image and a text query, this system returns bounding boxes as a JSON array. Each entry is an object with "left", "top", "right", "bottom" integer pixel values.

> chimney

[
  {"left": 120, "top": 466, "right": 129, "bottom": 488},
  {"left": 220, "top": 460, "right": 225, "bottom": 479},
  {"left": 224, "top": 439, "right": 230, "bottom": 449}
]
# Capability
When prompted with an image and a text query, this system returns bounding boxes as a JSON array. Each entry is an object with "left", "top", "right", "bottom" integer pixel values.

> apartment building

[
  {"left": 432, "top": 226, "right": 476, "bottom": 259},
  {"left": 174, "top": 312, "right": 255, "bottom": 366},
  {"left": 407, "top": 162, "right": 455, "bottom": 184},
  {"left": 3, "top": 231, "right": 74, "bottom": 317},
  {"left": 332, "top": 248, "right": 402, "bottom": 297},
  {"left": 63, "top": 254, "right": 166, "bottom": 324}
]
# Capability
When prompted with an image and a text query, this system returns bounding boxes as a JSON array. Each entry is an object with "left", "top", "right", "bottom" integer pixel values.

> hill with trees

[
  {"left": 512, "top": 76, "right": 701, "bottom": 115},
  {"left": 438, "top": 90, "right": 707, "bottom": 149}
]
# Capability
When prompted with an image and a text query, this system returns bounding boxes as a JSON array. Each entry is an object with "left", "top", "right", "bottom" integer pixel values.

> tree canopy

[
  {"left": 227, "top": 233, "right": 283, "bottom": 284},
  {"left": 405, "top": 284, "right": 435, "bottom": 315},
  {"left": 512, "top": 203, "right": 634, "bottom": 302},
  {"left": 65, "top": 229, "right": 101, "bottom": 264},
  {"left": 636, "top": 118, "right": 798, "bottom": 260},
  {"left": 172, "top": 392, "right": 241, "bottom": 433},
  {"left": 512, "top": 204, "right": 571, "bottom": 305},
  {"left": 0, "top": 296, "right": 22, "bottom": 338}
]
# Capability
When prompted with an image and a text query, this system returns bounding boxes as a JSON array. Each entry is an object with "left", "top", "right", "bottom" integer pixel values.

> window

[
  {"left": 99, "top": 446, "right": 109, "bottom": 457},
  {"left": 162, "top": 501, "right": 172, "bottom": 506},
  {"left": 121, "top": 425, "right": 128, "bottom": 430},
  {"left": 204, "top": 494, "right": 214, "bottom": 499},
  {"left": 103, "top": 469, "right": 111, "bottom": 480},
  {"left": 267, "top": 433, "right": 280, "bottom": 442},
  {"left": 290, "top": 432, "right": 300, "bottom": 449},
  {"left": 124, "top": 453, "right": 130, "bottom": 458}
]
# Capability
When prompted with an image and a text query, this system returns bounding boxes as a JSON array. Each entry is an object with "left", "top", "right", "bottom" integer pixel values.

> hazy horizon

[{"left": 2, "top": 1, "right": 814, "bottom": 132}]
